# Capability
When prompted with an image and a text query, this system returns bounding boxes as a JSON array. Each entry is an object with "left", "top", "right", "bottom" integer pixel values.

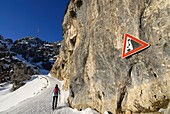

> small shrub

[
  {"left": 75, "top": 0, "right": 82, "bottom": 8},
  {"left": 70, "top": 10, "right": 76, "bottom": 18}
]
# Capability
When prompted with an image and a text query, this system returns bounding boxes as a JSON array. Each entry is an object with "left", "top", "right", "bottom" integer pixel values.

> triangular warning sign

[{"left": 122, "top": 33, "right": 150, "bottom": 58}]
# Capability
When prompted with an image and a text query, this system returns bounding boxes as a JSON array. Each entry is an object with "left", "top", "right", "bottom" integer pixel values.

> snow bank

[
  {"left": 0, "top": 75, "right": 49, "bottom": 112},
  {"left": 47, "top": 73, "right": 51, "bottom": 77},
  {"left": 56, "top": 107, "right": 98, "bottom": 114}
]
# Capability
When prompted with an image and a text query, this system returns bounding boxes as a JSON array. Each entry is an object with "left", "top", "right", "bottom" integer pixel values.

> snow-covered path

[
  {"left": 1, "top": 75, "right": 98, "bottom": 114},
  {"left": 1, "top": 75, "right": 64, "bottom": 114}
]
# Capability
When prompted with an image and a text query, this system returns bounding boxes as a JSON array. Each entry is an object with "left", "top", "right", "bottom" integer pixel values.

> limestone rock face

[{"left": 50, "top": 0, "right": 170, "bottom": 113}]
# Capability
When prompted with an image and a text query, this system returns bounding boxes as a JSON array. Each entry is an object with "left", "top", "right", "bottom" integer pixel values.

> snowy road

[
  {"left": 1, "top": 75, "right": 98, "bottom": 114},
  {"left": 1, "top": 75, "right": 65, "bottom": 114}
]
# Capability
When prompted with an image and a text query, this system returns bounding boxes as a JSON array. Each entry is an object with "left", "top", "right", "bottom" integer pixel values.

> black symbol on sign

[
  {"left": 125, "top": 38, "right": 133, "bottom": 54},
  {"left": 127, "top": 39, "right": 132, "bottom": 52}
]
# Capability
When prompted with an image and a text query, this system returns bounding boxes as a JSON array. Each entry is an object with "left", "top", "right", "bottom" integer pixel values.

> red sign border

[{"left": 122, "top": 33, "right": 150, "bottom": 58}]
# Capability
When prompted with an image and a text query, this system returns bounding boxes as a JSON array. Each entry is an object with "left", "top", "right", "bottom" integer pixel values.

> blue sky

[{"left": 0, "top": 0, "right": 70, "bottom": 42}]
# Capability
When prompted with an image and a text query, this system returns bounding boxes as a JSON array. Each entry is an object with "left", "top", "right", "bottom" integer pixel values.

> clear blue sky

[{"left": 0, "top": 0, "right": 70, "bottom": 42}]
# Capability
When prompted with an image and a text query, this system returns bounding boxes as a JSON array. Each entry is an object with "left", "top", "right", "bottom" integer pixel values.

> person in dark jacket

[{"left": 52, "top": 84, "right": 60, "bottom": 110}]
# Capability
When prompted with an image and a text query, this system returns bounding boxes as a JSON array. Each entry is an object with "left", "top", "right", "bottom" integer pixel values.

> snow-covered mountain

[{"left": 0, "top": 35, "right": 60, "bottom": 91}]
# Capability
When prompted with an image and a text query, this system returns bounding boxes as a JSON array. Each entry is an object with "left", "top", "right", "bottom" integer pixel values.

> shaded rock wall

[{"left": 51, "top": 0, "right": 170, "bottom": 113}]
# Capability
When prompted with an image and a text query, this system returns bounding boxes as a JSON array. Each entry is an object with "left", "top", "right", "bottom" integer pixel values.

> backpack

[{"left": 54, "top": 87, "right": 58, "bottom": 95}]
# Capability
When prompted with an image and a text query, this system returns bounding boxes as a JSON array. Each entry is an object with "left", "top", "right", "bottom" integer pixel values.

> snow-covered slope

[
  {"left": 0, "top": 75, "right": 49, "bottom": 112},
  {"left": 0, "top": 74, "right": 99, "bottom": 114}
]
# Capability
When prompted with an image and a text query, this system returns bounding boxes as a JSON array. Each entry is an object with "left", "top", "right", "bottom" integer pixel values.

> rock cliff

[{"left": 50, "top": 0, "right": 170, "bottom": 113}]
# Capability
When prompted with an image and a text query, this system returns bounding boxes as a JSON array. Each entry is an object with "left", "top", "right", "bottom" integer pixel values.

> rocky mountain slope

[
  {"left": 50, "top": 0, "right": 170, "bottom": 113},
  {"left": 11, "top": 36, "right": 61, "bottom": 71},
  {"left": 0, "top": 35, "right": 40, "bottom": 91},
  {"left": 0, "top": 35, "right": 60, "bottom": 91}
]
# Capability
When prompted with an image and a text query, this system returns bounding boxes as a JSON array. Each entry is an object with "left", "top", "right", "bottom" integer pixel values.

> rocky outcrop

[
  {"left": 11, "top": 60, "right": 40, "bottom": 91},
  {"left": 0, "top": 52, "right": 40, "bottom": 91},
  {"left": 0, "top": 35, "right": 12, "bottom": 52},
  {"left": 11, "top": 37, "right": 61, "bottom": 70},
  {"left": 51, "top": 0, "right": 170, "bottom": 113},
  {"left": 0, "top": 36, "right": 40, "bottom": 91}
]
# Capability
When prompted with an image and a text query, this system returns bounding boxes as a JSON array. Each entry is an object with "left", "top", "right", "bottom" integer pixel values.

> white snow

[
  {"left": 18, "top": 39, "right": 28, "bottom": 44},
  {"left": 0, "top": 75, "right": 49, "bottom": 112},
  {"left": 47, "top": 73, "right": 52, "bottom": 77},
  {"left": 57, "top": 43, "right": 61, "bottom": 46},
  {"left": 53, "top": 55, "right": 58, "bottom": 58},
  {"left": 0, "top": 74, "right": 99, "bottom": 114},
  {"left": 11, "top": 56, "right": 18, "bottom": 60},
  {"left": 14, "top": 53, "right": 48, "bottom": 74},
  {"left": 49, "top": 58, "right": 54, "bottom": 60},
  {"left": 44, "top": 44, "right": 53, "bottom": 47},
  {"left": 49, "top": 59, "right": 55, "bottom": 63},
  {"left": 0, "top": 57, "right": 5, "bottom": 60},
  {"left": 12, "top": 53, "right": 34, "bottom": 68},
  {"left": 104, "top": 111, "right": 109, "bottom": 114},
  {"left": 56, "top": 107, "right": 98, "bottom": 114},
  {"left": 159, "top": 108, "right": 167, "bottom": 112},
  {"left": 15, "top": 53, "right": 30, "bottom": 64}
]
